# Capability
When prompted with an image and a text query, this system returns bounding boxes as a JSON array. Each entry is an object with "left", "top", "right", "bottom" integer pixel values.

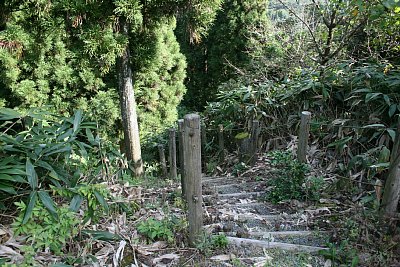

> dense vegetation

[{"left": 1, "top": 0, "right": 400, "bottom": 266}]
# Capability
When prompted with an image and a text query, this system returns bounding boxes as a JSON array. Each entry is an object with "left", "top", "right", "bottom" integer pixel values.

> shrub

[
  {"left": 12, "top": 202, "right": 79, "bottom": 254},
  {"left": 137, "top": 215, "right": 186, "bottom": 244},
  {"left": 266, "top": 150, "right": 309, "bottom": 203},
  {"left": 0, "top": 108, "right": 117, "bottom": 221},
  {"left": 138, "top": 218, "right": 174, "bottom": 243},
  {"left": 212, "top": 234, "right": 228, "bottom": 249}
]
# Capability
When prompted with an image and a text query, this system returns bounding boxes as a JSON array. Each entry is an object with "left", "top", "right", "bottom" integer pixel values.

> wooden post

[
  {"left": 158, "top": 144, "right": 168, "bottom": 178},
  {"left": 178, "top": 119, "right": 185, "bottom": 197},
  {"left": 381, "top": 117, "right": 400, "bottom": 215},
  {"left": 201, "top": 121, "right": 207, "bottom": 172},
  {"left": 239, "top": 138, "right": 251, "bottom": 163},
  {"left": 169, "top": 128, "right": 177, "bottom": 180},
  {"left": 183, "top": 114, "right": 203, "bottom": 245},
  {"left": 218, "top": 124, "right": 225, "bottom": 161},
  {"left": 297, "top": 111, "right": 311, "bottom": 164},
  {"left": 250, "top": 120, "right": 260, "bottom": 165}
]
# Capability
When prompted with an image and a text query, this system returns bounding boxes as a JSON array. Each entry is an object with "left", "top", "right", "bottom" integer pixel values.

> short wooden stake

[
  {"left": 178, "top": 119, "right": 185, "bottom": 196},
  {"left": 297, "top": 111, "right": 311, "bottom": 164},
  {"left": 218, "top": 124, "right": 225, "bottom": 161},
  {"left": 158, "top": 144, "right": 168, "bottom": 178},
  {"left": 250, "top": 120, "right": 260, "bottom": 165},
  {"left": 169, "top": 128, "right": 177, "bottom": 180},
  {"left": 183, "top": 114, "right": 203, "bottom": 245}
]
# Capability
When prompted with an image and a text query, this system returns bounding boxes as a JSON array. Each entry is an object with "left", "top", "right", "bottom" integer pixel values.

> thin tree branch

[
  {"left": 311, "top": 0, "right": 331, "bottom": 27},
  {"left": 328, "top": 18, "right": 367, "bottom": 62},
  {"left": 276, "top": 0, "right": 323, "bottom": 58}
]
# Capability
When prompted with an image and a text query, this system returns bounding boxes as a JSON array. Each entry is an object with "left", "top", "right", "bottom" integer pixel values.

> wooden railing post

[
  {"left": 183, "top": 114, "right": 203, "bottom": 245},
  {"left": 158, "top": 144, "right": 168, "bottom": 178},
  {"left": 178, "top": 119, "right": 185, "bottom": 196},
  {"left": 201, "top": 121, "right": 207, "bottom": 172},
  {"left": 169, "top": 128, "right": 177, "bottom": 180},
  {"left": 381, "top": 117, "right": 400, "bottom": 215},
  {"left": 250, "top": 120, "right": 260, "bottom": 165},
  {"left": 218, "top": 124, "right": 225, "bottom": 161},
  {"left": 297, "top": 111, "right": 311, "bottom": 164}
]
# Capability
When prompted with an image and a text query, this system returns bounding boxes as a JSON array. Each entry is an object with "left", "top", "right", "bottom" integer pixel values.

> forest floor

[
  {"left": 1, "top": 152, "right": 399, "bottom": 266},
  {"left": 92, "top": 153, "right": 350, "bottom": 267},
  {"left": 114, "top": 151, "right": 399, "bottom": 267},
  {"left": 97, "top": 153, "right": 333, "bottom": 267}
]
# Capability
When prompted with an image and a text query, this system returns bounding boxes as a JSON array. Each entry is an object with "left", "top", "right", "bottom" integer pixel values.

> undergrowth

[
  {"left": 266, "top": 150, "right": 324, "bottom": 203},
  {"left": 137, "top": 215, "right": 187, "bottom": 244}
]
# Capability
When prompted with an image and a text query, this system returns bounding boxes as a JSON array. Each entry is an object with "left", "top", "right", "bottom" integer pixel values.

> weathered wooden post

[
  {"left": 169, "top": 128, "right": 177, "bottom": 180},
  {"left": 183, "top": 114, "right": 203, "bottom": 245},
  {"left": 250, "top": 120, "right": 260, "bottom": 165},
  {"left": 158, "top": 144, "right": 168, "bottom": 178},
  {"left": 218, "top": 124, "right": 225, "bottom": 161},
  {"left": 381, "top": 117, "right": 400, "bottom": 215},
  {"left": 297, "top": 111, "right": 311, "bottom": 163},
  {"left": 178, "top": 119, "right": 185, "bottom": 196},
  {"left": 201, "top": 121, "right": 207, "bottom": 172}
]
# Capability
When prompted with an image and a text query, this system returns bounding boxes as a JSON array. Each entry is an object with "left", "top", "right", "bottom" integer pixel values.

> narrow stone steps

[
  {"left": 222, "top": 230, "right": 320, "bottom": 238},
  {"left": 226, "top": 236, "right": 328, "bottom": 253},
  {"left": 202, "top": 176, "right": 255, "bottom": 185},
  {"left": 202, "top": 176, "right": 236, "bottom": 183},
  {"left": 217, "top": 202, "right": 275, "bottom": 215},
  {"left": 203, "top": 191, "right": 262, "bottom": 200},
  {"left": 203, "top": 176, "right": 329, "bottom": 257},
  {"left": 205, "top": 181, "right": 263, "bottom": 189},
  {"left": 220, "top": 230, "right": 328, "bottom": 247}
]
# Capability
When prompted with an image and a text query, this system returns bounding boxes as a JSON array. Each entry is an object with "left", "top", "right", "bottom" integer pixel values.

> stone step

[
  {"left": 205, "top": 208, "right": 309, "bottom": 232},
  {"left": 226, "top": 236, "right": 328, "bottom": 253},
  {"left": 218, "top": 202, "right": 275, "bottom": 215},
  {"left": 205, "top": 181, "right": 267, "bottom": 195},
  {"left": 223, "top": 230, "right": 320, "bottom": 238},
  {"left": 202, "top": 176, "right": 257, "bottom": 185},
  {"left": 221, "top": 230, "right": 328, "bottom": 247},
  {"left": 203, "top": 191, "right": 262, "bottom": 200}
]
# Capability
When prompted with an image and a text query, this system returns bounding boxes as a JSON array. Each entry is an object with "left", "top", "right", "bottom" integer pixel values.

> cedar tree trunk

[{"left": 117, "top": 18, "right": 143, "bottom": 177}]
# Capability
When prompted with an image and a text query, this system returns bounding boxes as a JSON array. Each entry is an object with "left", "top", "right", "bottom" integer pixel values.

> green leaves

[
  {"left": 382, "top": 0, "right": 400, "bottom": 9},
  {"left": 1, "top": 108, "right": 113, "bottom": 225},
  {"left": 21, "top": 190, "right": 60, "bottom": 224},
  {"left": 234, "top": 132, "right": 250, "bottom": 140},
  {"left": 137, "top": 218, "right": 175, "bottom": 242},
  {"left": 73, "top": 110, "right": 83, "bottom": 133},
  {"left": 69, "top": 194, "right": 83, "bottom": 212},
  {"left": 0, "top": 108, "right": 22, "bottom": 120},
  {"left": 81, "top": 230, "right": 122, "bottom": 241},
  {"left": 94, "top": 190, "right": 109, "bottom": 212},
  {"left": 22, "top": 192, "right": 37, "bottom": 224},
  {"left": 113, "top": 0, "right": 143, "bottom": 26},
  {"left": 26, "top": 159, "right": 38, "bottom": 190},
  {"left": 0, "top": 158, "right": 27, "bottom": 189},
  {"left": 38, "top": 191, "right": 58, "bottom": 220}
]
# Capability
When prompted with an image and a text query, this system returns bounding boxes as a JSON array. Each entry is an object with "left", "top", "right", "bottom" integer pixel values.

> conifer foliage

[
  {"left": 132, "top": 19, "right": 187, "bottom": 139},
  {"left": 0, "top": 0, "right": 222, "bottom": 174},
  {"left": 179, "top": 0, "right": 270, "bottom": 110}
]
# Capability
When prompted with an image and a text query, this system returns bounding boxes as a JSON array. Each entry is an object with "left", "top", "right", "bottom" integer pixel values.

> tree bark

[
  {"left": 117, "top": 18, "right": 143, "bottom": 177},
  {"left": 381, "top": 117, "right": 400, "bottom": 215}
]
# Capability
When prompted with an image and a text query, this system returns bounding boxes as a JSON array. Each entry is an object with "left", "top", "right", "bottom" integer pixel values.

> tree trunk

[
  {"left": 381, "top": 118, "right": 400, "bottom": 215},
  {"left": 117, "top": 18, "right": 143, "bottom": 177}
]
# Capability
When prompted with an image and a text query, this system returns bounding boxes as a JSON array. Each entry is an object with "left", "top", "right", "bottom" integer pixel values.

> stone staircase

[{"left": 201, "top": 175, "right": 329, "bottom": 265}]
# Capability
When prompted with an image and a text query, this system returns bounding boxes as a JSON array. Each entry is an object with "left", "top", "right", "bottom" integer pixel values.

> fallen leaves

[
  {"left": 153, "top": 253, "right": 179, "bottom": 267},
  {"left": 0, "top": 227, "right": 11, "bottom": 244},
  {"left": 0, "top": 244, "right": 23, "bottom": 263}
]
